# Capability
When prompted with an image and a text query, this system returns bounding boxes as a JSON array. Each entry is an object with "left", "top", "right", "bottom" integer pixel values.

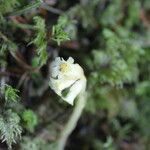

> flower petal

[
  {"left": 62, "top": 78, "right": 86, "bottom": 105},
  {"left": 67, "top": 57, "right": 74, "bottom": 64}
]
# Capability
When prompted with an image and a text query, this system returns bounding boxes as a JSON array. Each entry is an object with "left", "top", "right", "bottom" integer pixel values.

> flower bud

[{"left": 49, "top": 57, "right": 86, "bottom": 105}]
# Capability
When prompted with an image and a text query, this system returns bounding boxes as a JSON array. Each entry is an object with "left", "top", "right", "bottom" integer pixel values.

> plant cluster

[{"left": 0, "top": 0, "right": 149, "bottom": 149}]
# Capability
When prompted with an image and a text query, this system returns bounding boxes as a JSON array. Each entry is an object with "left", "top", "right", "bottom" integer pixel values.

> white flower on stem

[{"left": 49, "top": 57, "right": 86, "bottom": 105}]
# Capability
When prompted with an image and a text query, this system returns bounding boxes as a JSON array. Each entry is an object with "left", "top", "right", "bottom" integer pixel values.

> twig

[
  {"left": 17, "top": 73, "right": 28, "bottom": 88},
  {"left": 10, "top": 1, "right": 42, "bottom": 16},
  {"left": 41, "top": 3, "right": 63, "bottom": 14},
  {"left": 9, "top": 51, "right": 33, "bottom": 70},
  {"left": 10, "top": 22, "right": 36, "bottom": 30},
  {"left": 0, "top": 71, "right": 21, "bottom": 78},
  {"left": 9, "top": 1, "right": 63, "bottom": 16}
]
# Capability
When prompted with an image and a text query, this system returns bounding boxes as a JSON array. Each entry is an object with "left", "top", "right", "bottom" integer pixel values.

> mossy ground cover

[{"left": 0, "top": 0, "right": 149, "bottom": 149}]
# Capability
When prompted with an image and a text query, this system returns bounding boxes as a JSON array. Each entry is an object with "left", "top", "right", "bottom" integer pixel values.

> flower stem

[{"left": 58, "top": 92, "right": 86, "bottom": 150}]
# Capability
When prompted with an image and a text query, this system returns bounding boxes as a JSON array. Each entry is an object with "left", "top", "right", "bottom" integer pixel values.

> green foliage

[
  {"left": 20, "top": 137, "right": 46, "bottom": 150},
  {"left": 87, "top": 28, "right": 143, "bottom": 86},
  {"left": 99, "top": 0, "right": 141, "bottom": 28},
  {"left": 142, "top": 0, "right": 150, "bottom": 10},
  {"left": 119, "top": 100, "right": 138, "bottom": 119},
  {"left": 32, "top": 16, "right": 48, "bottom": 67},
  {"left": 0, "top": 0, "right": 149, "bottom": 149},
  {"left": 125, "top": 0, "right": 141, "bottom": 28},
  {"left": 20, "top": 137, "right": 57, "bottom": 150},
  {"left": 99, "top": 0, "right": 123, "bottom": 26},
  {"left": 22, "top": 110, "right": 38, "bottom": 132},
  {"left": 0, "top": 32, "right": 18, "bottom": 53},
  {"left": 0, "top": 32, "right": 17, "bottom": 69},
  {"left": 11, "top": 0, "right": 42, "bottom": 16},
  {"left": 0, "top": 43, "right": 7, "bottom": 67},
  {"left": 0, "top": 0, "right": 19, "bottom": 15},
  {"left": 94, "top": 136, "right": 116, "bottom": 150},
  {"left": 52, "top": 15, "right": 70, "bottom": 45},
  {"left": 0, "top": 110, "right": 22, "bottom": 149},
  {"left": 85, "top": 85, "right": 120, "bottom": 116},
  {"left": 136, "top": 81, "right": 150, "bottom": 97},
  {"left": 137, "top": 98, "right": 150, "bottom": 138},
  {"left": 66, "top": 0, "right": 99, "bottom": 29},
  {"left": 4, "top": 84, "right": 19, "bottom": 103},
  {"left": 0, "top": 43, "right": 8, "bottom": 56},
  {"left": 135, "top": 81, "right": 150, "bottom": 138}
]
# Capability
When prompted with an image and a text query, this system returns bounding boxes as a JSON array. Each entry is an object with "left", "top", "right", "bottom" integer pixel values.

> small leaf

[
  {"left": 4, "top": 84, "right": 19, "bottom": 103},
  {"left": 0, "top": 110, "right": 22, "bottom": 149},
  {"left": 22, "top": 110, "right": 38, "bottom": 133}
]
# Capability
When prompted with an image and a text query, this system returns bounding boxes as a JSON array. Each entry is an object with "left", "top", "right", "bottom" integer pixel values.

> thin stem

[
  {"left": 41, "top": 3, "right": 63, "bottom": 14},
  {"left": 11, "top": 22, "right": 36, "bottom": 30},
  {"left": 58, "top": 92, "right": 86, "bottom": 150},
  {"left": 10, "top": 1, "right": 42, "bottom": 16},
  {"left": 9, "top": 51, "right": 32, "bottom": 70},
  {"left": 0, "top": 66, "right": 6, "bottom": 94}
]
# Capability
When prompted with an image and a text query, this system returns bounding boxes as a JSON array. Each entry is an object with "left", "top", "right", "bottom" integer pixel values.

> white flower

[{"left": 49, "top": 57, "right": 86, "bottom": 105}]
